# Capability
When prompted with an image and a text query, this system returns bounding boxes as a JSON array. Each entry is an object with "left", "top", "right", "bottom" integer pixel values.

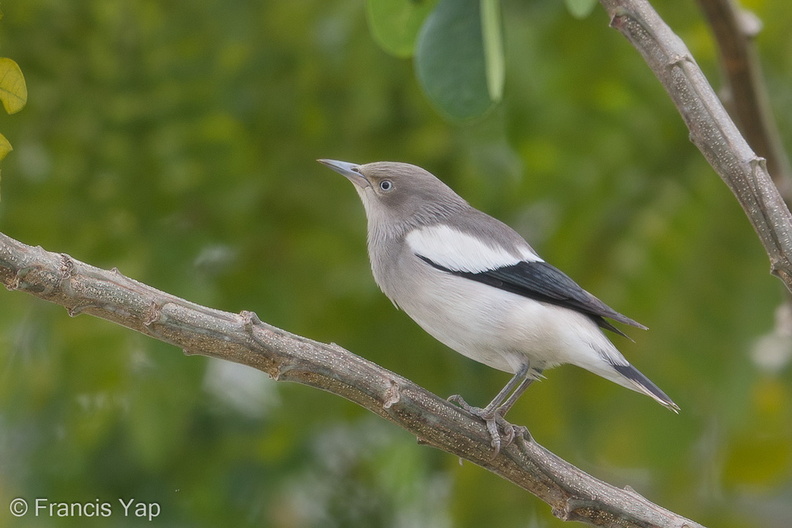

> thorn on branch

[
  {"left": 59, "top": 253, "right": 74, "bottom": 278},
  {"left": 240, "top": 310, "right": 262, "bottom": 332},
  {"left": 143, "top": 301, "right": 163, "bottom": 327},
  {"left": 382, "top": 379, "right": 401, "bottom": 409},
  {"left": 59, "top": 253, "right": 76, "bottom": 296},
  {"left": 240, "top": 310, "right": 269, "bottom": 350},
  {"left": 622, "top": 484, "right": 649, "bottom": 501},
  {"left": 267, "top": 355, "right": 297, "bottom": 382},
  {"left": 515, "top": 425, "right": 533, "bottom": 445},
  {"left": 608, "top": 8, "right": 632, "bottom": 30},
  {"left": 67, "top": 304, "right": 88, "bottom": 317},
  {"left": 749, "top": 156, "right": 768, "bottom": 172},
  {"left": 142, "top": 301, "right": 179, "bottom": 343},
  {"left": 668, "top": 53, "right": 694, "bottom": 69}
]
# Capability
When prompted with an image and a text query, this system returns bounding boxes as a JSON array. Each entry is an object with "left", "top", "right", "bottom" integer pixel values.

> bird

[{"left": 318, "top": 159, "right": 678, "bottom": 454}]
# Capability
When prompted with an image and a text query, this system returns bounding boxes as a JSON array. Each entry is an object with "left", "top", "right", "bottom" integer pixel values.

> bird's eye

[{"left": 379, "top": 180, "right": 393, "bottom": 192}]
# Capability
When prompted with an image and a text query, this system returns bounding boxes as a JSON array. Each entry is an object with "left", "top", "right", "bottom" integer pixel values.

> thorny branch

[{"left": 600, "top": 0, "right": 792, "bottom": 290}]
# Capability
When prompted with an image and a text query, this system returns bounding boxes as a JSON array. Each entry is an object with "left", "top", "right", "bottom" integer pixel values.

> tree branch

[
  {"left": 695, "top": 0, "right": 792, "bottom": 197},
  {"left": 0, "top": 232, "right": 704, "bottom": 527},
  {"left": 600, "top": 0, "right": 792, "bottom": 291}
]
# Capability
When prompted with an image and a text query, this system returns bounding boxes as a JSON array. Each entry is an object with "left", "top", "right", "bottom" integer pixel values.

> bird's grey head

[{"left": 318, "top": 159, "right": 467, "bottom": 235}]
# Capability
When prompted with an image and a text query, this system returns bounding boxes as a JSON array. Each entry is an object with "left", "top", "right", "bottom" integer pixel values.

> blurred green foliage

[
  {"left": 366, "top": 0, "right": 438, "bottom": 57},
  {"left": 0, "top": 1, "right": 791, "bottom": 527},
  {"left": 0, "top": 56, "right": 27, "bottom": 162}
]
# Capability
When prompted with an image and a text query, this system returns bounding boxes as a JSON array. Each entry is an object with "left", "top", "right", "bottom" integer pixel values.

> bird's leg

[
  {"left": 495, "top": 367, "right": 542, "bottom": 417},
  {"left": 449, "top": 365, "right": 538, "bottom": 457}
]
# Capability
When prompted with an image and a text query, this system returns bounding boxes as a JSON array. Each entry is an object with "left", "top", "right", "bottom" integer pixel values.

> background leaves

[
  {"left": 0, "top": 58, "right": 26, "bottom": 115},
  {"left": 0, "top": 57, "right": 26, "bottom": 162},
  {"left": 414, "top": 0, "right": 504, "bottom": 121},
  {"left": 366, "top": 0, "right": 438, "bottom": 58}
]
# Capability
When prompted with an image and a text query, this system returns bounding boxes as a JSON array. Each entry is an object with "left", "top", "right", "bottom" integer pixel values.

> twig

[
  {"left": 0, "top": 232, "right": 704, "bottom": 527},
  {"left": 599, "top": 0, "right": 792, "bottom": 291},
  {"left": 695, "top": 0, "right": 792, "bottom": 198}
]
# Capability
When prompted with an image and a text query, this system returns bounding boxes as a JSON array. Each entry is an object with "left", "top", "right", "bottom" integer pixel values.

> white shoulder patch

[{"left": 406, "top": 224, "right": 541, "bottom": 273}]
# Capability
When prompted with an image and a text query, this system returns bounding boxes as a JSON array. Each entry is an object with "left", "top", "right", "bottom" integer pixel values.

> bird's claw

[{"left": 448, "top": 394, "right": 530, "bottom": 458}]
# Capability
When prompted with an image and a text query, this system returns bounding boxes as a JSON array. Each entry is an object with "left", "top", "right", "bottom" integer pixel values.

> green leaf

[
  {"left": 0, "top": 58, "right": 27, "bottom": 114},
  {"left": 565, "top": 0, "right": 598, "bottom": 19},
  {"left": 480, "top": 0, "right": 504, "bottom": 102},
  {"left": 0, "top": 133, "right": 12, "bottom": 161},
  {"left": 366, "top": 0, "right": 439, "bottom": 58},
  {"left": 415, "top": 0, "right": 499, "bottom": 121}
]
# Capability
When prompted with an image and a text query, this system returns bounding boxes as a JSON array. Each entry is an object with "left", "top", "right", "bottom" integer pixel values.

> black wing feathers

[{"left": 418, "top": 256, "right": 646, "bottom": 337}]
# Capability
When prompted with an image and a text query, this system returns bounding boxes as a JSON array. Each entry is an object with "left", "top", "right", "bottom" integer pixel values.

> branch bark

[
  {"left": 600, "top": 0, "right": 792, "bottom": 291},
  {"left": 695, "top": 0, "right": 792, "bottom": 197},
  {"left": 0, "top": 232, "right": 703, "bottom": 527}
]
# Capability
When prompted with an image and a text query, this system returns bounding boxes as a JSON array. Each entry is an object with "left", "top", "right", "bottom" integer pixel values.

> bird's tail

[{"left": 611, "top": 363, "right": 679, "bottom": 412}]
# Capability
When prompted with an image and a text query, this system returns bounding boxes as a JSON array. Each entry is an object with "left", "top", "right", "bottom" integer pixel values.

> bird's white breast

[{"left": 385, "top": 255, "right": 599, "bottom": 374}]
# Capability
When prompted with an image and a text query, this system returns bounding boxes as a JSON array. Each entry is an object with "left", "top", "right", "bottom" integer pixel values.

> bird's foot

[{"left": 448, "top": 394, "right": 531, "bottom": 458}]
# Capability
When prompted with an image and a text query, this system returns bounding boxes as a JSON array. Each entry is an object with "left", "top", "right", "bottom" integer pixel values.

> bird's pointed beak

[{"left": 317, "top": 159, "right": 369, "bottom": 188}]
